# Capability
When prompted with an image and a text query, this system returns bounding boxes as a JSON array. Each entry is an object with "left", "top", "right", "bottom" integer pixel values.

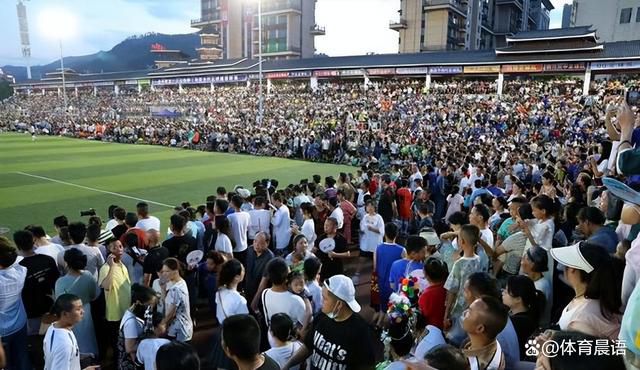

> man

[
  {"left": 378, "top": 175, "right": 397, "bottom": 224},
  {"left": 409, "top": 163, "right": 423, "bottom": 192},
  {"left": 434, "top": 167, "right": 448, "bottom": 221},
  {"left": 327, "top": 197, "right": 344, "bottom": 230},
  {"left": 395, "top": 178, "right": 412, "bottom": 234},
  {"left": 248, "top": 196, "right": 272, "bottom": 246},
  {"left": 109, "top": 207, "right": 128, "bottom": 240},
  {"left": 577, "top": 206, "right": 618, "bottom": 254},
  {"left": 142, "top": 229, "right": 168, "bottom": 287},
  {"left": 470, "top": 204, "right": 493, "bottom": 273},
  {"left": 271, "top": 193, "right": 291, "bottom": 255},
  {"left": 283, "top": 275, "right": 375, "bottom": 370},
  {"left": 222, "top": 314, "right": 280, "bottom": 369},
  {"left": 162, "top": 214, "right": 197, "bottom": 265},
  {"left": 247, "top": 232, "right": 275, "bottom": 310},
  {"left": 461, "top": 296, "right": 508, "bottom": 370},
  {"left": 28, "top": 225, "right": 65, "bottom": 269},
  {"left": 469, "top": 180, "right": 492, "bottom": 207},
  {"left": 51, "top": 215, "right": 69, "bottom": 246},
  {"left": 227, "top": 195, "right": 251, "bottom": 266},
  {"left": 314, "top": 217, "right": 349, "bottom": 281},
  {"left": 98, "top": 238, "right": 131, "bottom": 354},
  {"left": 135, "top": 202, "right": 161, "bottom": 232},
  {"left": 67, "top": 222, "right": 105, "bottom": 279},
  {"left": 119, "top": 213, "right": 148, "bottom": 250},
  {"left": 43, "top": 294, "right": 84, "bottom": 370},
  {"left": 0, "top": 236, "right": 31, "bottom": 370},
  {"left": 487, "top": 176, "right": 505, "bottom": 198},
  {"left": 13, "top": 230, "right": 58, "bottom": 367}
]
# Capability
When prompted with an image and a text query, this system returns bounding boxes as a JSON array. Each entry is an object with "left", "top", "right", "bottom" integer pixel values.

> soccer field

[{"left": 0, "top": 133, "right": 354, "bottom": 236}]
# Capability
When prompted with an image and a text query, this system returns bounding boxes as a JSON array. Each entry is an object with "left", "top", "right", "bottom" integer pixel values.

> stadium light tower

[
  {"left": 247, "top": 0, "right": 264, "bottom": 125},
  {"left": 38, "top": 8, "right": 76, "bottom": 111},
  {"left": 16, "top": 0, "right": 32, "bottom": 80}
]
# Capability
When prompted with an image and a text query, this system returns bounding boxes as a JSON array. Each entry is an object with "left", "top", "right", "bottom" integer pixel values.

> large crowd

[{"left": 0, "top": 76, "right": 639, "bottom": 370}]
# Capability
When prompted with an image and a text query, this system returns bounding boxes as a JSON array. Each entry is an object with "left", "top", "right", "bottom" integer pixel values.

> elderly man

[{"left": 247, "top": 232, "right": 275, "bottom": 311}]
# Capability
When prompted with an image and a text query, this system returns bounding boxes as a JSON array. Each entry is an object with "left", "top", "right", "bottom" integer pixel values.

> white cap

[
  {"left": 237, "top": 188, "right": 251, "bottom": 199},
  {"left": 549, "top": 243, "right": 594, "bottom": 274},
  {"left": 325, "top": 275, "right": 361, "bottom": 313}
]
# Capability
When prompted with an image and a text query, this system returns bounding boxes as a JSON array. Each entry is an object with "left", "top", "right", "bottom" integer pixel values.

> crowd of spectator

[{"left": 0, "top": 76, "right": 639, "bottom": 370}]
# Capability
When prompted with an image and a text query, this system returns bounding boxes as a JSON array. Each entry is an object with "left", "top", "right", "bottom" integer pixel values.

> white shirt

[
  {"left": 44, "top": 326, "right": 81, "bottom": 370},
  {"left": 227, "top": 210, "right": 250, "bottom": 252},
  {"left": 35, "top": 243, "right": 65, "bottom": 268},
  {"left": 262, "top": 289, "right": 306, "bottom": 326},
  {"left": 215, "top": 288, "right": 249, "bottom": 324},
  {"left": 300, "top": 219, "right": 316, "bottom": 246},
  {"left": 330, "top": 207, "right": 344, "bottom": 229},
  {"left": 136, "top": 338, "right": 170, "bottom": 370},
  {"left": 272, "top": 205, "right": 292, "bottom": 250},
  {"left": 265, "top": 341, "right": 303, "bottom": 370},
  {"left": 67, "top": 244, "right": 105, "bottom": 279},
  {"left": 215, "top": 233, "right": 233, "bottom": 255},
  {"left": 248, "top": 209, "right": 271, "bottom": 239},
  {"left": 305, "top": 280, "right": 323, "bottom": 314},
  {"left": 105, "top": 219, "right": 119, "bottom": 231},
  {"left": 360, "top": 213, "right": 384, "bottom": 253},
  {"left": 135, "top": 216, "right": 161, "bottom": 232}
]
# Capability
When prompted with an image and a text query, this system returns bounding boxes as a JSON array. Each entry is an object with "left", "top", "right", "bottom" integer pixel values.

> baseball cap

[
  {"left": 419, "top": 229, "right": 440, "bottom": 246},
  {"left": 325, "top": 275, "right": 361, "bottom": 313},
  {"left": 237, "top": 188, "right": 251, "bottom": 199},
  {"left": 549, "top": 243, "right": 594, "bottom": 273}
]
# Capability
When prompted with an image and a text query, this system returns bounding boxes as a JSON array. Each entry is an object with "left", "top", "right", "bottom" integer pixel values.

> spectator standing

[
  {"left": 0, "top": 236, "right": 31, "bottom": 370},
  {"left": 272, "top": 193, "right": 292, "bottom": 255},
  {"left": 227, "top": 195, "right": 251, "bottom": 266},
  {"left": 135, "top": 202, "right": 161, "bottom": 232},
  {"left": 43, "top": 294, "right": 84, "bottom": 370}
]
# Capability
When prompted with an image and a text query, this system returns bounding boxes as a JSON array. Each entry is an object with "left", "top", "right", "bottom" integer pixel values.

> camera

[
  {"left": 80, "top": 208, "right": 96, "bottom": 217},
  {"left": 626, "top": 87, "right": 640, "bottom": 107}
]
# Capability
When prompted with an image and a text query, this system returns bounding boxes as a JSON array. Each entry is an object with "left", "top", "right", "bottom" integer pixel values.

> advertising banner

[
  {"left": 150, "top": 106, "right": 181, "bottom": 118},
  {"left": 542, "top": 62, "right": 586, "bottom": 72},
  {"left": 591, "top": 61, "right": 640, "bottom": 70},
  {"left": 313, "top": 70, "right": 340, "bottom": 77},
  {"left": 152, "top": 74, "right": 247, "bottom": 86},
  {"left": 339, "top": 69, "right": 364, "bottom": 76},
  {"left": 464, "top": 65, "right": 500, "bottom": 74},
  {"left": 429, "top": 66, "right": 463, "bottom": 74},
  {"left": 501, "top": 64, "right": 543, "bottom": 73},
  {"left": 395, "top": 67, "right": 428, "bottom": 75},
  {"left": 367, "top": 68, "right": 396, "bottom": 75}
]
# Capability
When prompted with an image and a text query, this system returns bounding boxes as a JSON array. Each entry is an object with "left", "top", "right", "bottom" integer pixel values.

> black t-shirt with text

[
  {"left": 19, "top": 254, "right": 60, "bottom": 318},
  {"left": 143, "top": 246, "right": 170, "bottom": 282},
  {"left": 304, "top": 312, "right": 375, "bottom": 370}
]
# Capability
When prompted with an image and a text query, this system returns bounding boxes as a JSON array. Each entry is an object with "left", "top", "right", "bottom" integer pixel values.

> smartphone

[{"left": 626, "top": 87, "right": 640, "bottom": 107}]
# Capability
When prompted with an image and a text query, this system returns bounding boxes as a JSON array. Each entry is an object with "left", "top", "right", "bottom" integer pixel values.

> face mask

[{"left": 326, "top": 302, "right": 340, "bottom": 320}]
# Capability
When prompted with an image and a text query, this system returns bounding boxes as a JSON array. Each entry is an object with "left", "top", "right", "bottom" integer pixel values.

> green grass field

[{"left": 0, "top": 133, "right": 353, "bottom": 236}]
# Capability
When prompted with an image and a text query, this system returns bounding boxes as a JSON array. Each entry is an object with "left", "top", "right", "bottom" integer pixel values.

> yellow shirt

[{"left": 98, "top": 262, "right": 131, "bottom": 322}]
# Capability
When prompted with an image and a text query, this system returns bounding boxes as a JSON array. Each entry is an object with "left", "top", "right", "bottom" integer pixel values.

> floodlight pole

[
  {"left": 59, "top": 39, "right": 68, "bottom": 111},
  {"left": 257, "top": 0, "right": 264, "bottom": 125}
]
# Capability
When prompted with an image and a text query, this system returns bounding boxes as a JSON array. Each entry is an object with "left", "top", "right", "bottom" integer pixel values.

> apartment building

[{"left": 191, "top": 0, "right": 324, "bottom": 61}]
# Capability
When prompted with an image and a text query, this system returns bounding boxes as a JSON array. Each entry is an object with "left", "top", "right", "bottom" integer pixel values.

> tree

[{"left": 0, "top": 80, "right": 13, "bottom": 101}]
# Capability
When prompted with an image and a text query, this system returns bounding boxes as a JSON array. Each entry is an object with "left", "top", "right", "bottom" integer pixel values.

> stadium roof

[{"left": 506, "top": 26, "right": 597, "bottom": 42}]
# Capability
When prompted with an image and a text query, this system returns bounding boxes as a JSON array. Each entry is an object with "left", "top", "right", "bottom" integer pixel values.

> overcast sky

[{"left": 0, "top": 0, "right": 573, "bottom": 66}]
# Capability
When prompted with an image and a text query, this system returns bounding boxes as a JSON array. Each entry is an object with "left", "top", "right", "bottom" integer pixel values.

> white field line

[{"left": 15, "top": 171, "right": 174, "bottom": 208}]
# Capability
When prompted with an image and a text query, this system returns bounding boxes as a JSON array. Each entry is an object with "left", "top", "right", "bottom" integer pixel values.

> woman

[
  {"left": 444, "top": 185, "right": 464, "bottom": 222},
  {"left": 159, "top": 258, "right": 193, "bottom": 342},
  {"left": 550, "top": 242, "right": 622, "bottom": 340},
  {"left": 54, "top": 248, "right": 99, "bottom": 356},
  {"left": 285, "top": 235, "right": 316, "bottom": 271},
  {"left": 488, "top": 196, "right": 509, "bottom": 230},
  {"left": 502, "top": 275, "right": 545, "bottom": 359},
  {"left": 337, "top": 189, "right": 357, "bottom": 244},
  {"left": 589, "top": 141, "right": 613, "bottom": 181},
  {"left": 211, "top": 259, "right": 248, "bottom": 369},
  {"left": 507, "top": 180, "right": 525, "bottom": 203},
  {"left": 264, "top": 313, "right": 303, "bottom": 370},
  {"left": 540, "top": 172, "right": 557, "bottom": 199},
  {"left": 118, "top": 283, "right": 158, "bottom": 370},
  {"left": 358, "top": 200, "right": 385, "bottom": 280},
  {"left": 291, "top": 203, "right": 316, "bottom": 247},
  {"left": 214, "top": 217, "right": 234, "bottom": 259},
  {"left": 521, "top": 246, "right": 552, "bottom": 326}
]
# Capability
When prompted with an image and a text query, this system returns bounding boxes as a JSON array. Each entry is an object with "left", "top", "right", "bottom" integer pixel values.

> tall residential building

[
  {"left": 391, "top": 0, "right": 553, "bottom": 51},
  {"left": 562, "top": 3, "right": 573, "bottom": 28},
  {"left": 570, "top": 0, "right": 640, "bottom": 42},
  {"left": 191, "top": 0, "right": 324, "bottom": 61}
]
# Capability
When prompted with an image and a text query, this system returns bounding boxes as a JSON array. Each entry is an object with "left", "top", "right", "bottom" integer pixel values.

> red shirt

[
  {"left": 369, "top": 180, "right": 378, "bottom": 196},
  {"left": 119, "top": 227, "right": 148, "bottom": 250},
  {"left": 418, "top": 283, "right": 446, "bottom": 330},
  {"left": 396, "top": 187, "right": 412, "bottom": 220}
]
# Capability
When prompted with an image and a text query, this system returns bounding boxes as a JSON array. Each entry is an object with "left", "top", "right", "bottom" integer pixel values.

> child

[
  {"left": 443, "top": 224, "right": 482, "bottom": 343},
  {"left": 264, "top": 313, "right": 303, "bottom": 370},
  {"left": 418, "top": 257, "right": 449, "bottom": 330},
  {"left": 287, "top": 271, "right": 312, "bottom": 329},
  {"left": 388, "top": 235, "right": 428, "bottom": 293},
  {"left": 303, "top": 257, "right": 323, "bottom": 315},
  {"left": 290, "top": 251, "right": 305, "bottom": 273}
]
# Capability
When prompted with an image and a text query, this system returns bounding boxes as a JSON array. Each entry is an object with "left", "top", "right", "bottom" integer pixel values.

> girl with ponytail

[{"left": 502, "top": 275, "right": 546, "bottom": 360}]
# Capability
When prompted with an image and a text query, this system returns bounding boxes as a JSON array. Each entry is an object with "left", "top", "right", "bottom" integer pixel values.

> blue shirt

[
  {"left": 497, "top": 317, "right": 521, "bottom": 370},
  {"left": 0, "top": 263, "right": 28, "bottom": 336},
  {"left": 469, "top": 188, "right": 491, "bottom": 206},
  {"left": 389, "top": 259, "right": 424, "bottom": 293},
  {"left": 587, "top": 226, "right": 618, "bottom": 254},
  {"left": 375, "top": 243, "right": 405, "bottom": 307}
]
